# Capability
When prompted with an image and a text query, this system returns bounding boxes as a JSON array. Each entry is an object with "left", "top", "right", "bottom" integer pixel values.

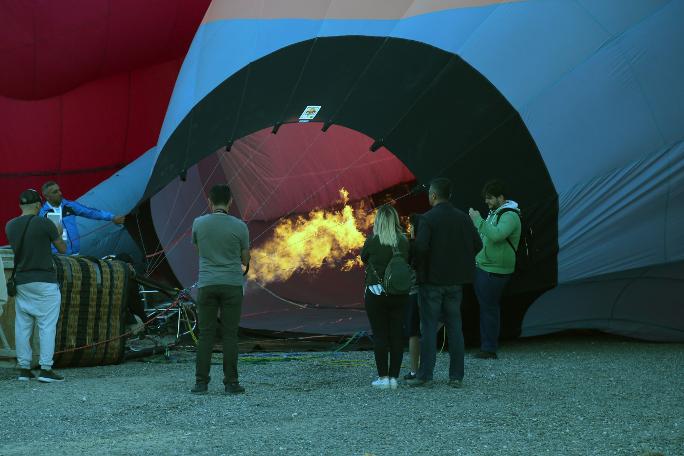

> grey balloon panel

[
  {"left": 557, "top": 141, "right": 684, "bottom": 283},
  {"left": 522, "top": 259, "right": 684, "bottom": 342},
  {"left": 520, "top": 1, "right": 684, "bottom": 194}
]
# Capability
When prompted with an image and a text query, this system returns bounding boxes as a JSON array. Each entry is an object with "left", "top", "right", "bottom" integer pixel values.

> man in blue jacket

[{"left": 39, "top": 181, "right": 126, "bottom": 255}]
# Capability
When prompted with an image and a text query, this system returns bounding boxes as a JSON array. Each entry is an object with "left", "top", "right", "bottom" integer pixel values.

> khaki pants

[{"left": 195, "top": 285, "right": 243, "bottom": 385}]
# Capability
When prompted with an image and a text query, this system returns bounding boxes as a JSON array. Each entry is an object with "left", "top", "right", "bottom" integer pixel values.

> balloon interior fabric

[
  {"left": 9, "top": 0, "right": 684, "bottom": 342},
  {"left": 148, "top": 125, "right": 419, "bottom": 335}
]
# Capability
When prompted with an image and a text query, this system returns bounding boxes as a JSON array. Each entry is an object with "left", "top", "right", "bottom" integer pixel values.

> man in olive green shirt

[
  {"left": 469, "top": 180, "right": 521, "bottom": 359},
  {"left": 190, "top": 184, "right": 250, "bottom": 394}
]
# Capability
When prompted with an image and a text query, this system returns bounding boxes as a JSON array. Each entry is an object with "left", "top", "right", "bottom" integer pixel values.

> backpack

[
  {"left": 370, "top": 245, "right": 415, "bottom": 295},
  {"left": 494, "top": 208, "right": 532, "bottom": 273}
]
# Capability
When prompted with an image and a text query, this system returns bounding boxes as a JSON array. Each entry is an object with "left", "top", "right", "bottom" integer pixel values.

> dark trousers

[
  {"left": 418, "top": 284, "right": 464, "bottom": 381},
  {"left": 473, "top": 267, "right": 511, "bottom": 353},
  {"left": 195, "top": 285, "right": 243, "bottom": 385},
  {"left": 403, "top": 293, "right": 421, "bottom": 338},
  {"left": 364, "top": 290, "right": 407, "bottom": 378}
]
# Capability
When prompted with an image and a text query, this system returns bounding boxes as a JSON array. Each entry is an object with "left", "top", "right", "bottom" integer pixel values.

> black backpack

[
  {"left": 494, "top": 208, "right": 532, "bottom": 273},
  {"left": 370, "top": 245, "right": 414, "bottom": 295}
]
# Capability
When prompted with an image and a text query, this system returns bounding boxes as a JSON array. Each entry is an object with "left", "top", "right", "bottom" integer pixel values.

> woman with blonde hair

[{"left": 360, "top": 204, "right": 410, "bottom": 389}]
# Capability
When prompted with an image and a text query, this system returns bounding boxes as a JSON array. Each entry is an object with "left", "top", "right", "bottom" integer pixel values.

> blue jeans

[
  {"left": 418, "top": 284, "right": 464, "bottom": 381},
  {"left": 473, "top": 267, "right": 511, "bottom": 353}
]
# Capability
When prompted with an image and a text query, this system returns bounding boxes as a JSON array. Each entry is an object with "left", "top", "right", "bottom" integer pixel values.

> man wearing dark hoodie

[{"left": 468, "top": 180, "right": 521, "bottom": 359}]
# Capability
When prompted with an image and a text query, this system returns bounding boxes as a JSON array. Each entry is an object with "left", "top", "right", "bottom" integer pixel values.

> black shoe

[
  {"left": 403, "top": 371, "right": 417, "bottom": 380},
  {"left": 17, "top": 369, "right": 36, "bottom": 381},
  {"left": 191, "top": 383, "right": 208, "bottom": 394},
  {"left": 448, "top": 379, "right": 464, "bottom": 388},
  {"left": 225, "top": 383, "right": 245, "bottom": 394},
  {"left": 406, "top": 378, "right": 434, "bottom": 388},
  {"left": 37, "top": 370, "right": 64, "bottom": 383},
  {"left": 474, "top": 351, "right": 498, "bottom": 359}
]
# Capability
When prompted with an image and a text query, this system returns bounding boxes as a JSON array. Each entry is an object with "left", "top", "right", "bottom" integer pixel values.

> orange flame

[{"left": 249, "top": 189, "right": 374, "bottom": 284}]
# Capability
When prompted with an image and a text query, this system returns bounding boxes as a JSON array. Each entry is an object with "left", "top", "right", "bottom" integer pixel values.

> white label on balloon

[{"left": 299, "top": 105, "right": 321, "bottom": 122}]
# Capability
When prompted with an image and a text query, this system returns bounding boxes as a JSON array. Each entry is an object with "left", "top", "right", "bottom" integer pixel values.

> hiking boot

[
  {"left": 18, "top": 369, "right": 36, "bottom": 381},
  {"left": 225, "top": 383, "right": 245, "bottom": 395},
  {"left": 37, "top": 370, "right": 64, "bottom": 383},
  {"left": 448, "top": 379, "right": 464, "bottom": 388},
  {"left": 371, "top": 377, "right": 390, "bottom": 389},
  {"left": 474, "top": 351, "right": 498, "bottom": 359},
  {"left": 406, "top": 378, "right": 434, "bottom": 388},
  {"left": 403, "top": 371, "right": 417, "bottom": 380},
  {"left": 190, "top": 383, "right": 208, "bottom": 394}
]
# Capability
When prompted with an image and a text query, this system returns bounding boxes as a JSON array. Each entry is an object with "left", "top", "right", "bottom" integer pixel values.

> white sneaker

[
  {"left": 371, "top": 377, "right": 390, "bottom": 389},
  {"left": 389, "top": 378, "right": 398, "bottom": 389}
]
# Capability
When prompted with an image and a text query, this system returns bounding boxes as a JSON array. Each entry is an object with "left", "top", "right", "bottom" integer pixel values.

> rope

[
  {"left": 135, "top": 212, "right": 149, "bottom": 261},
  {"left": 438, "top": 325, "right": 446, "bottom": 354},
  {"left": 333, "top": 331, "right": 367, "bottom": 352},
  {"left": 181, "top": 302, "right": 198, "bottom": 345}
]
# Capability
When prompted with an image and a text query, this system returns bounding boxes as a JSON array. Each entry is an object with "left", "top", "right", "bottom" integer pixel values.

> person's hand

[
  {"left": 113, "top": 215, "right": 126, "bottom": 225},
  {"left": 468, "top": 208, "right": 481, "bottom": 222}
]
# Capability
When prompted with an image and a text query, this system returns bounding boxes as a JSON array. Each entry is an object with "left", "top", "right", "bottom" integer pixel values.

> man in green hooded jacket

[{"left": 468, "top": 180, "right": 521, "bottom": 359}]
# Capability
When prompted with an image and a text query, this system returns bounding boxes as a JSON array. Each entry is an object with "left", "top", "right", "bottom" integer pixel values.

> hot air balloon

[{"left": 6, "top": 0, "right": 684, "bottom": 343}]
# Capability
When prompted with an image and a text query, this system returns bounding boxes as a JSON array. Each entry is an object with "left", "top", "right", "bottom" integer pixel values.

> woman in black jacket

[{"left": 360, "top": 205, "right": 410, "bottom": 389}]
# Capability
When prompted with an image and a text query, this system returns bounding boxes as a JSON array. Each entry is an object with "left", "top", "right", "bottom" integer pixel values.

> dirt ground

[{"left": 1, "top": 335, "right": 682, "bottom": 456}]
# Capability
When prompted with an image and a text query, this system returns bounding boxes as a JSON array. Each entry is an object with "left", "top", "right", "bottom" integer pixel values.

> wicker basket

[{"left": 0, "top": 251, "right": 132, "bottom": 368}]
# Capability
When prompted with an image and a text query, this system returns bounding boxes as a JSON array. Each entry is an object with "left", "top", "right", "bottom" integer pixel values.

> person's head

[
  {"left": 41, "top": 181, "right": 62, "bottom": 206},
  {"left": 208, "top": 184, "right": 233, "bottom": 211},
  {"left": 19, "top": 189, "right": 42, "bottom": 215},
  {"left": 481, "top": 179, "right": 507, "bottom": 210},
  {"left": 373, "top": 204, "right": 402, "bottom": 246},
  {"left": 428, "top": 178, "right": 452, "bottom": 207}
]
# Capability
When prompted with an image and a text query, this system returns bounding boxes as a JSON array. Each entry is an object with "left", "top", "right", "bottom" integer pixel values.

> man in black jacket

[{"left": 408, "top": 178, "right": 481, "bottom": 388}]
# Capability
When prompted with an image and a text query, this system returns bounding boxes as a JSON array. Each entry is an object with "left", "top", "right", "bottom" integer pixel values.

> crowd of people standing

[
  {"left": 360, "top": 177, "right": 522, "bottom": 389},
  {"left": 4, "top": 176, "right": 521, "bottom": 394}
]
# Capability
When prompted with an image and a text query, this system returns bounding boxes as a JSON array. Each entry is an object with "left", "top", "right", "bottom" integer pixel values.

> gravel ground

[{"left": 1, "top": 335, "right": 682, "bottom": 456}]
